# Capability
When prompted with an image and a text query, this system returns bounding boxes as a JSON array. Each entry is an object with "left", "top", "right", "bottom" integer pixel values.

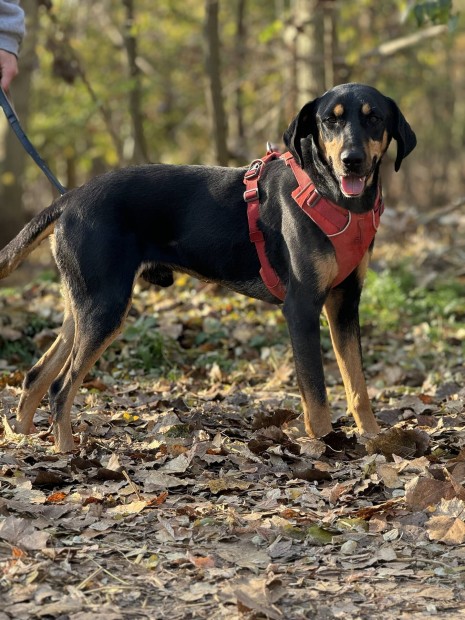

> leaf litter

[{"left": 1, "top": 230, "right": 465, "bottom": 618}]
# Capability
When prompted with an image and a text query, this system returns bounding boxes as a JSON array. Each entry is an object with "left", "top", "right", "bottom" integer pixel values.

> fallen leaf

[
  {"left": 377, "top": 463, "right": 403, "bottom": 489},
  {"left": 207, "top": 477, "right": 251, "bottom": 494},
  {"left": 230, "top": 576, "right": 283, "bottom": 620},
  {"left": 405, "top": 477, "right": 457, "bottom": 511},
  {"left": 427, "top": 515, "right": 465, "bottom": 544},
  {"left": 366, "top": 428, "right": 430, "bottom": 460},
  {"left": 187, "top": 553, "right": 216, "bottom": 568},
  {"left": 107, "top": 500, "right": 147, "bottom": 516},
  {"left": 0, "top": 516, "right": 50, "bottom": 550},
  {"left": 252, "top": 408, "right": 298, "bottom": 430},
  {"left": 46, "top": 491, "right": 67, "bottom": 503}
]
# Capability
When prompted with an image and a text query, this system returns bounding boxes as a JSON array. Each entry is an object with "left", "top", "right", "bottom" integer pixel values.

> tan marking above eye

[
  {"left": 362, "top": 102, "right": 371, "bottom": 115},
  {"left": 333, "top": 103, "right": 344, "bottom": 117}
]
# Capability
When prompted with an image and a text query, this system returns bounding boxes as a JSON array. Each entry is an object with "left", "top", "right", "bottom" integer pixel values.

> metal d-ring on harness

[{"left": 243, "top": 146, "right": 384, "bottom": 300}]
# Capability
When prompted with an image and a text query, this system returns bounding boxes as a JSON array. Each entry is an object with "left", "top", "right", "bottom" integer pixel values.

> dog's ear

[
  {"left": 385, "top": 97, "right": 417, "bottom": 172},
  {"left": 283, "top": 99, "right": 319, "bottom": 167}
]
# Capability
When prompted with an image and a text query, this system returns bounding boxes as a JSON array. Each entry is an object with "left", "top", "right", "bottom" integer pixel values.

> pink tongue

[{"left": 341, "top": 175, "right": 365, "bottom": 196}]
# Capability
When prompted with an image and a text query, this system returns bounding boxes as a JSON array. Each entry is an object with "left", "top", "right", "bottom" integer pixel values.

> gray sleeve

[{"left": 0, "top": 0, "right": 25, "bottom": 56}]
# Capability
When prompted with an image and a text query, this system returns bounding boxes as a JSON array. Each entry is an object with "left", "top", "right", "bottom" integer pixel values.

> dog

[{"left": 0, "top": 83, "right": 416, "bottom": 452}]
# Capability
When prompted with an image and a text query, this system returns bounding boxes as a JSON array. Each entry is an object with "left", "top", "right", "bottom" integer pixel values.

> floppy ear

[
  {"left": 283, "top": 98, "right": 319, "bottom": 167},
  {"left": 386, "top": 97, "right": 417, "bottom": 172}
]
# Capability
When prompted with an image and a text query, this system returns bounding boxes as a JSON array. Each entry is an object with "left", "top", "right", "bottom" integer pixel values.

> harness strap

[
  {"left": 243, "top": 149, "right": 384, "bottom": 300},
  {"left": 243, "top": 151, "right": 286, "bottom": 301}
]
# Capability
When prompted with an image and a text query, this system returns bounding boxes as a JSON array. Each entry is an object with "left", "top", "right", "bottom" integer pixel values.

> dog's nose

[{"left": 341, "top": 149, "right": 364, "bottom": 168}]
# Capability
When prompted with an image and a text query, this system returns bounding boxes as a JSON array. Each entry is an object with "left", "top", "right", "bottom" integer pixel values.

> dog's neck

[{"left": 301, "top": 140, "right": 382, "bottom": 214}]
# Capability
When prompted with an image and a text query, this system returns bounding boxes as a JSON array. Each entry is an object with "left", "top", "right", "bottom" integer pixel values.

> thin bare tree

[{"left": 204, "top": 0, "right": 228, "bottom": 165}]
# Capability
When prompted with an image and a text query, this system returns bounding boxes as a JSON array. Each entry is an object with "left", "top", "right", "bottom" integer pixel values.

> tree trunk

[
  {"left": 292, "top": 0, "right": 326, "bottom": 107},
  {"left": 232, "top": 0, "right": 247, "bottom": 160},
  {"left": 0, "top": 0, "right": 39, "bottom": 247},
  {"left": 122, "top": 0, "right": 149, "bottom": 164},
  {"left": 204, "top": 0, "right": 228, "bottom": 166}
]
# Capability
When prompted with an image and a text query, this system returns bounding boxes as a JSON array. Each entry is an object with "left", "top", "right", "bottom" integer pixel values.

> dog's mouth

[{"left": 339, "top": 174, "right": 367, "bottom": 197}]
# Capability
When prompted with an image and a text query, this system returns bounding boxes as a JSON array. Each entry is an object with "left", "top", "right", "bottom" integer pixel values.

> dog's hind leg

[
  {"left": 15, "top": 292, "right": 75, "bottom": 434},
  {"left": 48, "top": 278, "right": 134, "bottom": 452}
]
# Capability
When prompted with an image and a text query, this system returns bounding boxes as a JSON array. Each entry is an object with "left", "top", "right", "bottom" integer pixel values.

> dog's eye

[
  {"left": 368, "top": 115, "right": 382, "bottom": 126},
  {"left": 323, "top": 116, "right": 340, "bottom": 125}
]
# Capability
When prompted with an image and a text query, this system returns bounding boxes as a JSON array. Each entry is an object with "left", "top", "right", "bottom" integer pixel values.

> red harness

[{"left": 243, "top": 150, "right": 384, "bottom": 301}]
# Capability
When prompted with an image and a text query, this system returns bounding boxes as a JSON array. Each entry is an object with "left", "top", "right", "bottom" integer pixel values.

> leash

[{"left": 0, "top": 86, "right": 67, "bottom": 195}]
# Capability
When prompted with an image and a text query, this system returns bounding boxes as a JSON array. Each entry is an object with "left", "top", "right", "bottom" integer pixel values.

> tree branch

[{"left": 362, "top": 24, "right": 448, "bottom": 59}]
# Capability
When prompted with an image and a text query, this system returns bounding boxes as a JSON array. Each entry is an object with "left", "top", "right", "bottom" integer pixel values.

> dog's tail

[{"left": 0, "top": 199, "right": 65, "bottom": 279}]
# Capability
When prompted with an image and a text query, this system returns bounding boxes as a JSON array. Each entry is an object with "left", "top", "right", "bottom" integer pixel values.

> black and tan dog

[{"left": 0, "top": 83, "right": 416, "bottom": 452}]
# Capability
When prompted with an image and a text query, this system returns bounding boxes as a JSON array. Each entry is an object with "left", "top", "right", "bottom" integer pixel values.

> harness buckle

[
  {"left": 244, "top": 187, "right": 259, "bottom": 202},
  {"left": 307, "top": 188, "right": 321, "bottom": 208},
  {"left": 244, "top": 159, "right": 264, "bottom": 180}
]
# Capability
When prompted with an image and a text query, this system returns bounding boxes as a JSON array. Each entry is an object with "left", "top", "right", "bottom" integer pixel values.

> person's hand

[{"left": 0, "top": 50, "right": 19, "bottom": 91}]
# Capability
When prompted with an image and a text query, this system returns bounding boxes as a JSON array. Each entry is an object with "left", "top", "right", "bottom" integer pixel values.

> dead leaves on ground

[
  {"left": 1, "top": 281, "right": 465, "bottom": 617},
  {"left": 1, "top": 385, "right": 465, "bottom": 618}
]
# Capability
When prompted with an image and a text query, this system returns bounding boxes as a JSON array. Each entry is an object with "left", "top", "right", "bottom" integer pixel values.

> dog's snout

[{"left": 341, "top": 149, "right": 364, "bottom": 168}]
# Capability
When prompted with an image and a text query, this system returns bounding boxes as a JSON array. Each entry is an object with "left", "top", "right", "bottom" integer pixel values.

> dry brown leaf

[
  {"left": 377, "top": 463, "right": 403, "bottom": 489},
  {"left": 230, "top": 576, "right": 284, "bottom": 620},
  {"left": 187, "top": 553, "right": 216, "bottom": 569},
  {"left": 82, "top": 377, "right": 108, "bottom": 391},
  {"left": 252, "top": 408, "right": 298, "bottom": 430},
  {"left": 427, "top": 515, "right": 465, "bottom": 544},
  {"left": 146, "top": 491, "right": 169, "bottom": 506},
  {"left": 290, "top": 463, "right": 332, "bottom": 482},
  {"left": 405, "top": 477, "right": 457, "bottom": 511},
  {"left": 0, "top": 516, "right": 50, "bottom": 550},
  {"left": 366, "top": 427, "right": 430, "bottom": 460},
  {"left": 207, "top": 477, "right": 251, "bottom": 494},
  {"left": 46, "top": 491, "right": 67, "bottom": 503},
  {"left": 0, "top": 369, "right": 24, "bottom": 388},
  {"left": 106, "top": 500, "right": 147, "bottom": 515}
]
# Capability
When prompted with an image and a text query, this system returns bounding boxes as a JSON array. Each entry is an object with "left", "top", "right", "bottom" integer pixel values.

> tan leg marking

[
  {"left": 324, "top": 253, "right": 379, "bottom": 434},
  {"left": 302, "top": 398, "right": 333, "bottom": 438},
  {"left": 15, "top": 294, "right": 75, "bottom": 434},
  {"left": 52, "top": 302, "right": 131, "bottom": 453}
]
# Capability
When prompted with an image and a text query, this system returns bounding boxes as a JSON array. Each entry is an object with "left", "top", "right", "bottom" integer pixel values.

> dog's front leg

[
  {"left": 283, "top": 290, "right": 333, "bottom": 438},
  {"left": 323, "top": 264, "right": 380, "bottom": 435}
]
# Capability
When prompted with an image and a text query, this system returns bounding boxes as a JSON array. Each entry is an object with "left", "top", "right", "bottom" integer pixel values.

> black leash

[{"left": 0, "top": 85, "right": 67, "bottom": 195}]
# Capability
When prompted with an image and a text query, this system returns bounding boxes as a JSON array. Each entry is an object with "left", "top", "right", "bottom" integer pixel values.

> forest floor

[{"left": 0, "top": 203, "right": 465, "bottom": 619}]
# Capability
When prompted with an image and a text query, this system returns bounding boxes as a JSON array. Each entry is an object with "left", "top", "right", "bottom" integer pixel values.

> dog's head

[{"left": 283, "top": 83, "right": 417, "bottom": 198}]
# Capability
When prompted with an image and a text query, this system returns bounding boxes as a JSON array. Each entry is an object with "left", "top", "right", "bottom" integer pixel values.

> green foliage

[
  {"left": 0, "top": 338, "right": 36, "bottom": 366},
  {"left": 2, "top": 0, "right": 460, "bottom": 212},
  {"left": 407, "top": 0, "right": 458, "bottom": 29},
  {"left": 112, "top": 316, "right": 173, "bottom": 373},
  {"left": 361, "top": 265, "right": 465, "bottom": 336}
]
